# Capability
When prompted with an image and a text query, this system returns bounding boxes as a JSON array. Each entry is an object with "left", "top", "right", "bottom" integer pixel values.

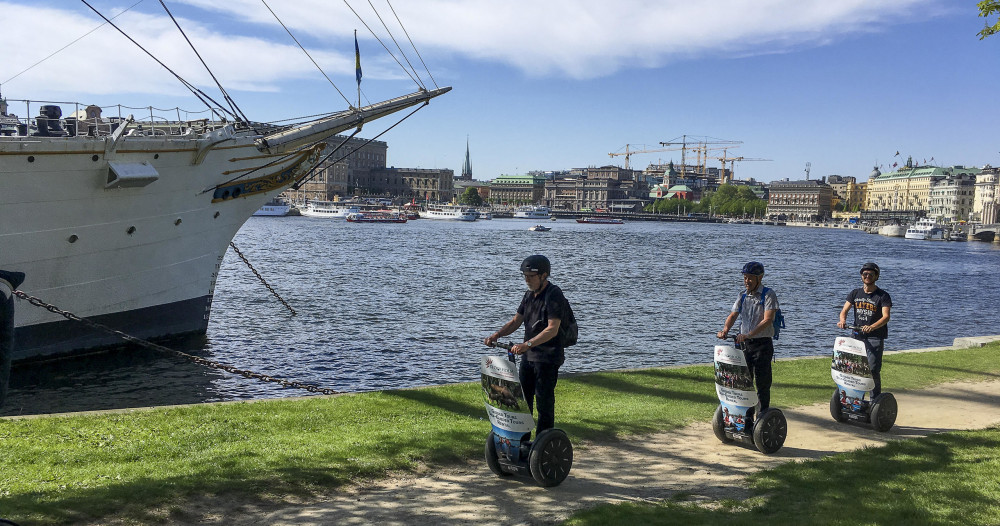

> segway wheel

[
  {"left": 830, "top": 388, "right": 847, "bottom": 423},
  {"left": 870, "top": 393, "right": 898, "bottom": 432},
  {"left": 484, "top": 431, "right": 510, "bottom": 477},
  {"left": 528, "top": 428, "right": 573, "bottom": 487},
  {"left": 712, "top": 405, "right": 732, "bottom": 443},
  {"left": 752, "top": 408, "right": 787, "bottom": 454}
]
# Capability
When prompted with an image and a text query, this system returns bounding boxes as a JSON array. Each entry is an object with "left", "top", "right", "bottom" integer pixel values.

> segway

[
  {"left": 711, "top": 336, "right": 787, "bottom": 454},
  {"left": 829, "top": 328, "right": 897, "bottom": 432},
  {"left": 481, "top": 342, "right": 573, "bottom": 487}
]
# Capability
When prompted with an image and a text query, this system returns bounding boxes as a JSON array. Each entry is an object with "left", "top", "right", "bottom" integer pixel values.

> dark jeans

[
  {"left": 743, "top": 337, "right": 774, "bottom": 410},
  {"left": 860, "top": 336, "right": 885, "bottom": 397},
  {"left": 519, "top": 359, "right": 560, "bottom": 433}
]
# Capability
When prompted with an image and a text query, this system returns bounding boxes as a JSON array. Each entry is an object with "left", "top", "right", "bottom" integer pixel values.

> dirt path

[{"left": 154, "top": 378, "right": 1000, "bottom": 526}]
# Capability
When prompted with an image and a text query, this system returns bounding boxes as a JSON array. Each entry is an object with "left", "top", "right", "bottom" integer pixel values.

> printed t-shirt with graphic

[{"left": 846, "top": 287, "right": 892, "bottom": 339}]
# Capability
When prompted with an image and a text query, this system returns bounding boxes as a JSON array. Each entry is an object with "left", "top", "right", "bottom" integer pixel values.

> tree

[
  {"left": 979, "top": 1, "right": 1000, "bottom": 39},
  {"left": 458, "top": 187, "right": 483, "bottom": 206}
]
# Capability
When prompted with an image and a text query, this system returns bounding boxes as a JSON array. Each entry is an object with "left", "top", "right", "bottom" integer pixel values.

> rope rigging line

[
  {"left": 292, "top": 101, "right": 428, "bottom": 189},
  {"left": 79, "top": 0, "right": 236, "bottom": 122},
  {"left": 385, "top": 0, "right": 438, "bottom": 89},
  {"left": 157, "top": 0, "right": 254, "bottom": 127},
  {"left": 341, "top": 0, "right": 423, "bottom": 89},
  {"left": 1, "top": 0, "right": 145, "bottom": 88},
  {"left": 261, "top": 0, "right": 355, "bottom": 109},
  {"left": 12, "top": 290, "right": 339, "bottom": 395},
  {"left": 292, "top": 128, "right": 363, "bottom": 189},
  {"left": 365, "top": 0, "right": 426, "bottom": 90}
]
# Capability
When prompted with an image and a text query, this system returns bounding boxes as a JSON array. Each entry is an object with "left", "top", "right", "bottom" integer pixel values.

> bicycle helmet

[
  {"left": 860, "top": 262, "right": 880, "bottom": 275},
  {"left": 741, "top": 261, "right": 764, "bottom": 276},
  {"left": 520, "top": 255, "right": 550, "bottom": 275}
]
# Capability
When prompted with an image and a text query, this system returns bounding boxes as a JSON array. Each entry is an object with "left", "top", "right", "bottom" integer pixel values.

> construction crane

[
  {"left": 608, "top": 144, "right": 686, "bottom": 170},
  {"left": 711, "top": 155, "right": 773, "bottom": 183},
  {"left": 659, "top": 135, "right": 742, "bottom": 177}
]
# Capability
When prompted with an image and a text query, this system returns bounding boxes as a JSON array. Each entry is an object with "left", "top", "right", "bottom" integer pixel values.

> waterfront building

[
  {"left": 973, "top": 165, "right": 999, "bottom": 223},
  {"left": 489, "top": 174, "right": 547, "bottom": 204},
  {"left": 928, "top": 171, "right": 977, "bottom": 222},
  {"left": 767, "top": 179, "right": 834, "bottom": 221},
  {"left": 296, "top": 135, "right": 388, "bottom": 201},
  {"left": 864, "top": 158, "right": 979, "bottom": 214},
  {"left": 383, "top": 167, "right": 455, "bottom": 202}
]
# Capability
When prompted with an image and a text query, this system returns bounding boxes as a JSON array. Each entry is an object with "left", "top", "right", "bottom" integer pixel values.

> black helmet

[
  {"left": 860, "top": 262, "right": 880, "bottom": 275},
  {"left": 741, "top": 261, "right": 764, "bottom": 276},
  {"left": 520, "top": 255, "right": 550, "bottom": 275}
]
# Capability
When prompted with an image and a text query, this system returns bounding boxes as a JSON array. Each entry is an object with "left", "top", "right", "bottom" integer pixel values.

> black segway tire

[
  {"left": 485, "top": 431, "right": 510, "bottom": 477},
  {"left": 712, "top": 405, "right": 732, "bottom": 443},
  {"left": 870, "top": 393, "right": 898, "bottom": 432},
  {"left": 528, "top": 428, "right": 573, "bottom": 487},
  {"left": 830, "top": 388, "right": 847, "bottom": 422},
  {"left": 753, "top": 408, "right": 787, "bottom": 454}
]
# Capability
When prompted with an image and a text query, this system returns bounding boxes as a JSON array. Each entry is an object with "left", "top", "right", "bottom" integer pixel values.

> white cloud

[{"left": 0, "top": 0, "right": 944, "bottom": 101}]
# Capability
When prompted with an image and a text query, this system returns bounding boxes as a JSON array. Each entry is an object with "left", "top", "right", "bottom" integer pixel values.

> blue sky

[{"left": 2, "top": 1, "right": 997, "bottom": 183}]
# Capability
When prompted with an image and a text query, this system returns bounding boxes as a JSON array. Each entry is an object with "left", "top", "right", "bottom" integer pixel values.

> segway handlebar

[{"left": 488, "top": 341, "right": 518, "bottom": 362}]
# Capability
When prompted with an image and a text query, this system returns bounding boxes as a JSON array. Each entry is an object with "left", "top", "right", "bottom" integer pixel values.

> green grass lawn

[{"left": 0, "top": 343, "right": 998, "bottom": 524}]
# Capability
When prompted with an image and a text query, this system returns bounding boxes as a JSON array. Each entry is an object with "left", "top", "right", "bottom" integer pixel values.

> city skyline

[{"left": 2, "top": 1, "right": 997, "bottom": 183}]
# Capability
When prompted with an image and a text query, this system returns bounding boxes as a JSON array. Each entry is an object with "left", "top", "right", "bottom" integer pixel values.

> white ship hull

[
  {"left": 421, "top": 207, "right": 478, "bottom": 221},
  {"left": 1, "top": 87, "right": 450, "bottom": 361},
  {"left": 299, "top": 202, "right": 360, "bottom": 219},
  {"left": 1, "top": 134, "right": 320, "bottom": 360},
  {"left": 513, "top": 206, "right": 551, "bottom": 220}
]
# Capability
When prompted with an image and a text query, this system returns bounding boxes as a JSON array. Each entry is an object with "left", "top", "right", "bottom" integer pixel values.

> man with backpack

[
  {"left": 484, "top": 255, "right": 573, "bottom": 434},
  {"left": 716, "top": 261, "right": 779, "bottom": 411},
  {"left": 838, "top": 262, "right": 892, "bottom": 397}
]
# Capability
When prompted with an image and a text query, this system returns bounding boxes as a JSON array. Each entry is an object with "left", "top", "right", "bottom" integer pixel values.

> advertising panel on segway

[
  {"left": 829, "top": 328, "right": 897, "bottom": 432},
  {"left": 711, "top": 338, "right": 787, "bottom": 454},
  {"left": 481, "top": 342, "right": 573, "bottom": 487}
]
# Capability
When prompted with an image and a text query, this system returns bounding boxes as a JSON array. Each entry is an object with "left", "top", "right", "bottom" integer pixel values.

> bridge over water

[{"left": 970, "top": 223, "right": 999, "bottom": 242}]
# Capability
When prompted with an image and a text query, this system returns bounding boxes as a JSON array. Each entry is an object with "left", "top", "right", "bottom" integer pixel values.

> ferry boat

[
  {"left": 513, "top": 206, "right": 551, "bottom": 220},
  {"left": 878, "top": 223, "right": 907, "bottom": 237},
  {"left": 346, "top": 212, "right": 407, "bottom": 223},
  {"left": 252, "top": 197, "right": 291, "bottom": 217},
  {"left": 576, "top": 217, "right": 623, "bottom": 225},
  {"left": 421, "top": 205, "right": 478, "bottom": 221},
  {"left": 0, "top": 7, "right": 449, "bottom": 361},
  {"left": 904, "top": 218, "right": 945, "bottom": 240},
  {"left": 299, "top": 201, "right": 361, "bottom": 219},
  {"left": 473, "top": 209, "right": 493, "bottom": 220}
]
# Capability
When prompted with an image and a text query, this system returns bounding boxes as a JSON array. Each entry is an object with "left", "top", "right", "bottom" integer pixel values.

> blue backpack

[{"left": 737, "top": 286, "right": 785, "bottom": 340}]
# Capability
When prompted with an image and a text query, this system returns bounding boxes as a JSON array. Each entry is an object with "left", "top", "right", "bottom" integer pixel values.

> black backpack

[{"left": 544, "top": 285, "right": 578, "bottom": 347}]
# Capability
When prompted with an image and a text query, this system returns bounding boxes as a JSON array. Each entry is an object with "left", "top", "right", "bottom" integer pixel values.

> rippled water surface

[{"left": 4, "top": 217, "right": 999, "bottom": 415}]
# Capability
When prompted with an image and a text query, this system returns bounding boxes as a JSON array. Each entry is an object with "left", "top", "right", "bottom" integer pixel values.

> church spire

[{"left": 461, "top": 137, "right": 472, "bottom": 180}]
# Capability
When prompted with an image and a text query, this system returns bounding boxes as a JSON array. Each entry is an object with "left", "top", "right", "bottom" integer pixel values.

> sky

[{"left": 2, "top": 0, "right": 998, "bottom": 183}]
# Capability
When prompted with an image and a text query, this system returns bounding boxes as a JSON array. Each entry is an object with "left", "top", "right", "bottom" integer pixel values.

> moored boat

[
  {"left": 0, "top": 6, "right": 449, "bottom": 361},
  {"left": 904, "top": 218, "right": 945, "bottom": 240},
  {"left": 878, "top": 223, "right": 907, "bottom": 237},
  {"left": 253, "top": 197, "right": 291, "bottom": 217},
  {"left": 421, "top": 205, "right": 478, "bottom": 221},
  {"left": 346, "top": 211, "right": 407, "bottom": 223},
  {"left": 299, "top": 201, "right": 361, "bottom": 219},
  {"left": 576, "top": 217, "right": 623, "bottom": 224}
]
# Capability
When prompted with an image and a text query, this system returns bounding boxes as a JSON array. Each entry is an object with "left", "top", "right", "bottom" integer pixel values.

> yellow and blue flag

[{"left": 355, "top": 32, "right": 362, "bottom": 85}]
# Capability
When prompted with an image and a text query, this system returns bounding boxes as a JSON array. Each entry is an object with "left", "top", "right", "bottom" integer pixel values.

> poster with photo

[
  {"left": 714, "top": 344, "right": 757, "bottom": 433},
  {"left": 481, "top": 355, "right": 534, "bottom": 436},
  {"left": 831, "top": 336, "right": 874, "bottom": 407}
]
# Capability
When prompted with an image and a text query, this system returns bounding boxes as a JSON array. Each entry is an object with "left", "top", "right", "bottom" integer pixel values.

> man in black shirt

[
  {"left": 484, "top": 255, "right": 567, "bottom": 434},
  {"left": 838, "top": 262, "right": 892, "bottom": 396}
]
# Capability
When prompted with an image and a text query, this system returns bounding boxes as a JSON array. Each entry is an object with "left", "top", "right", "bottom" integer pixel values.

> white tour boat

[
  {"left": 421, "top": 205, "right": 478, "bottom": 221},
  {"left": 253, "top": 197, "right": 291, "bottom": 217},
  {"left": 904, "top": 218, "right": 945, "bottom": 240},
  {"left": 513, "top": 206, "right": 551, "bottom": 220},
  {"left": 299, "top": 201, "right": 361, "bottom": 219}
]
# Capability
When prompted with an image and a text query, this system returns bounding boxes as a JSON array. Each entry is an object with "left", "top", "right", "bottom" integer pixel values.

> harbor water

[{"left": 3, "top": 217, "right": 998, "bottom": 416}]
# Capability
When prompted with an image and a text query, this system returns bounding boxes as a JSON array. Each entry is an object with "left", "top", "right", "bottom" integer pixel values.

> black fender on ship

[{"left": 0, "top": 270, "right": 25, "bottom": 408}]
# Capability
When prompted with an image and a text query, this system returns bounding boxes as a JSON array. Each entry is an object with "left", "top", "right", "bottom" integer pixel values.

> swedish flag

[{"left": 355, "top": 32, "right": 362, "bottom": 85}]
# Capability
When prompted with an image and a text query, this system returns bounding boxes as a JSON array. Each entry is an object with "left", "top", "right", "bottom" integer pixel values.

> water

[{"left": 4, "top": 218, "right": 998, "bottom": 416}]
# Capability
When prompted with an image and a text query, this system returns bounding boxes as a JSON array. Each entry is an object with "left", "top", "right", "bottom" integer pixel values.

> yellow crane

[
  {"left": 712, "top": 154, "right": 772, "bottom": 183},
  {"left": 608, "top": 144, "right": 686, "bottom": 170},
  {"left": 658, "top": 136, "right": 742, "bottom": 177}
]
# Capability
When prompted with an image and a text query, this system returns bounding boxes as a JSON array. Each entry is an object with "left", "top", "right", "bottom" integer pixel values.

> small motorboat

[{"left": 529, "top": 224, "right": 551, "bottom": 232}]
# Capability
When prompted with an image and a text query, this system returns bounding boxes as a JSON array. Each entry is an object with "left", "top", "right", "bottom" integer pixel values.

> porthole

[
  {"left": 127, "top": 226, "right": 136, "bottom": 235},
  {"left": 175, "top": 218, "right": 182, "bottom": 226},
  {"left": 91, "top": 155, "right": 99, "bottom": 162},
  {"left": 154, "top": 153, "right": 159, "bottom": 159},
  {"left": 27, "top": 156, "right": 35, "bottom": 163},
  {"left": 68, "top": 234, "right": 79, "bottom": 243},
  {"left": 214, "top": 211, "right": 220, "bottom": 218}
]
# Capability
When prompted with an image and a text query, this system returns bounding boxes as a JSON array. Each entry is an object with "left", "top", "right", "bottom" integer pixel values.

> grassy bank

[{"left": 1, "top": 343, "right": 998, "bottom": 524}]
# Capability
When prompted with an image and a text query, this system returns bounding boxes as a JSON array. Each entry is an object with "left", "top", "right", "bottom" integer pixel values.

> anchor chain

[
  {"left": 229, "top": 241, "right": 296, "bottom": 316},
  {"left": 13, "top": 290, "right": 339, "bottom": 395}
]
